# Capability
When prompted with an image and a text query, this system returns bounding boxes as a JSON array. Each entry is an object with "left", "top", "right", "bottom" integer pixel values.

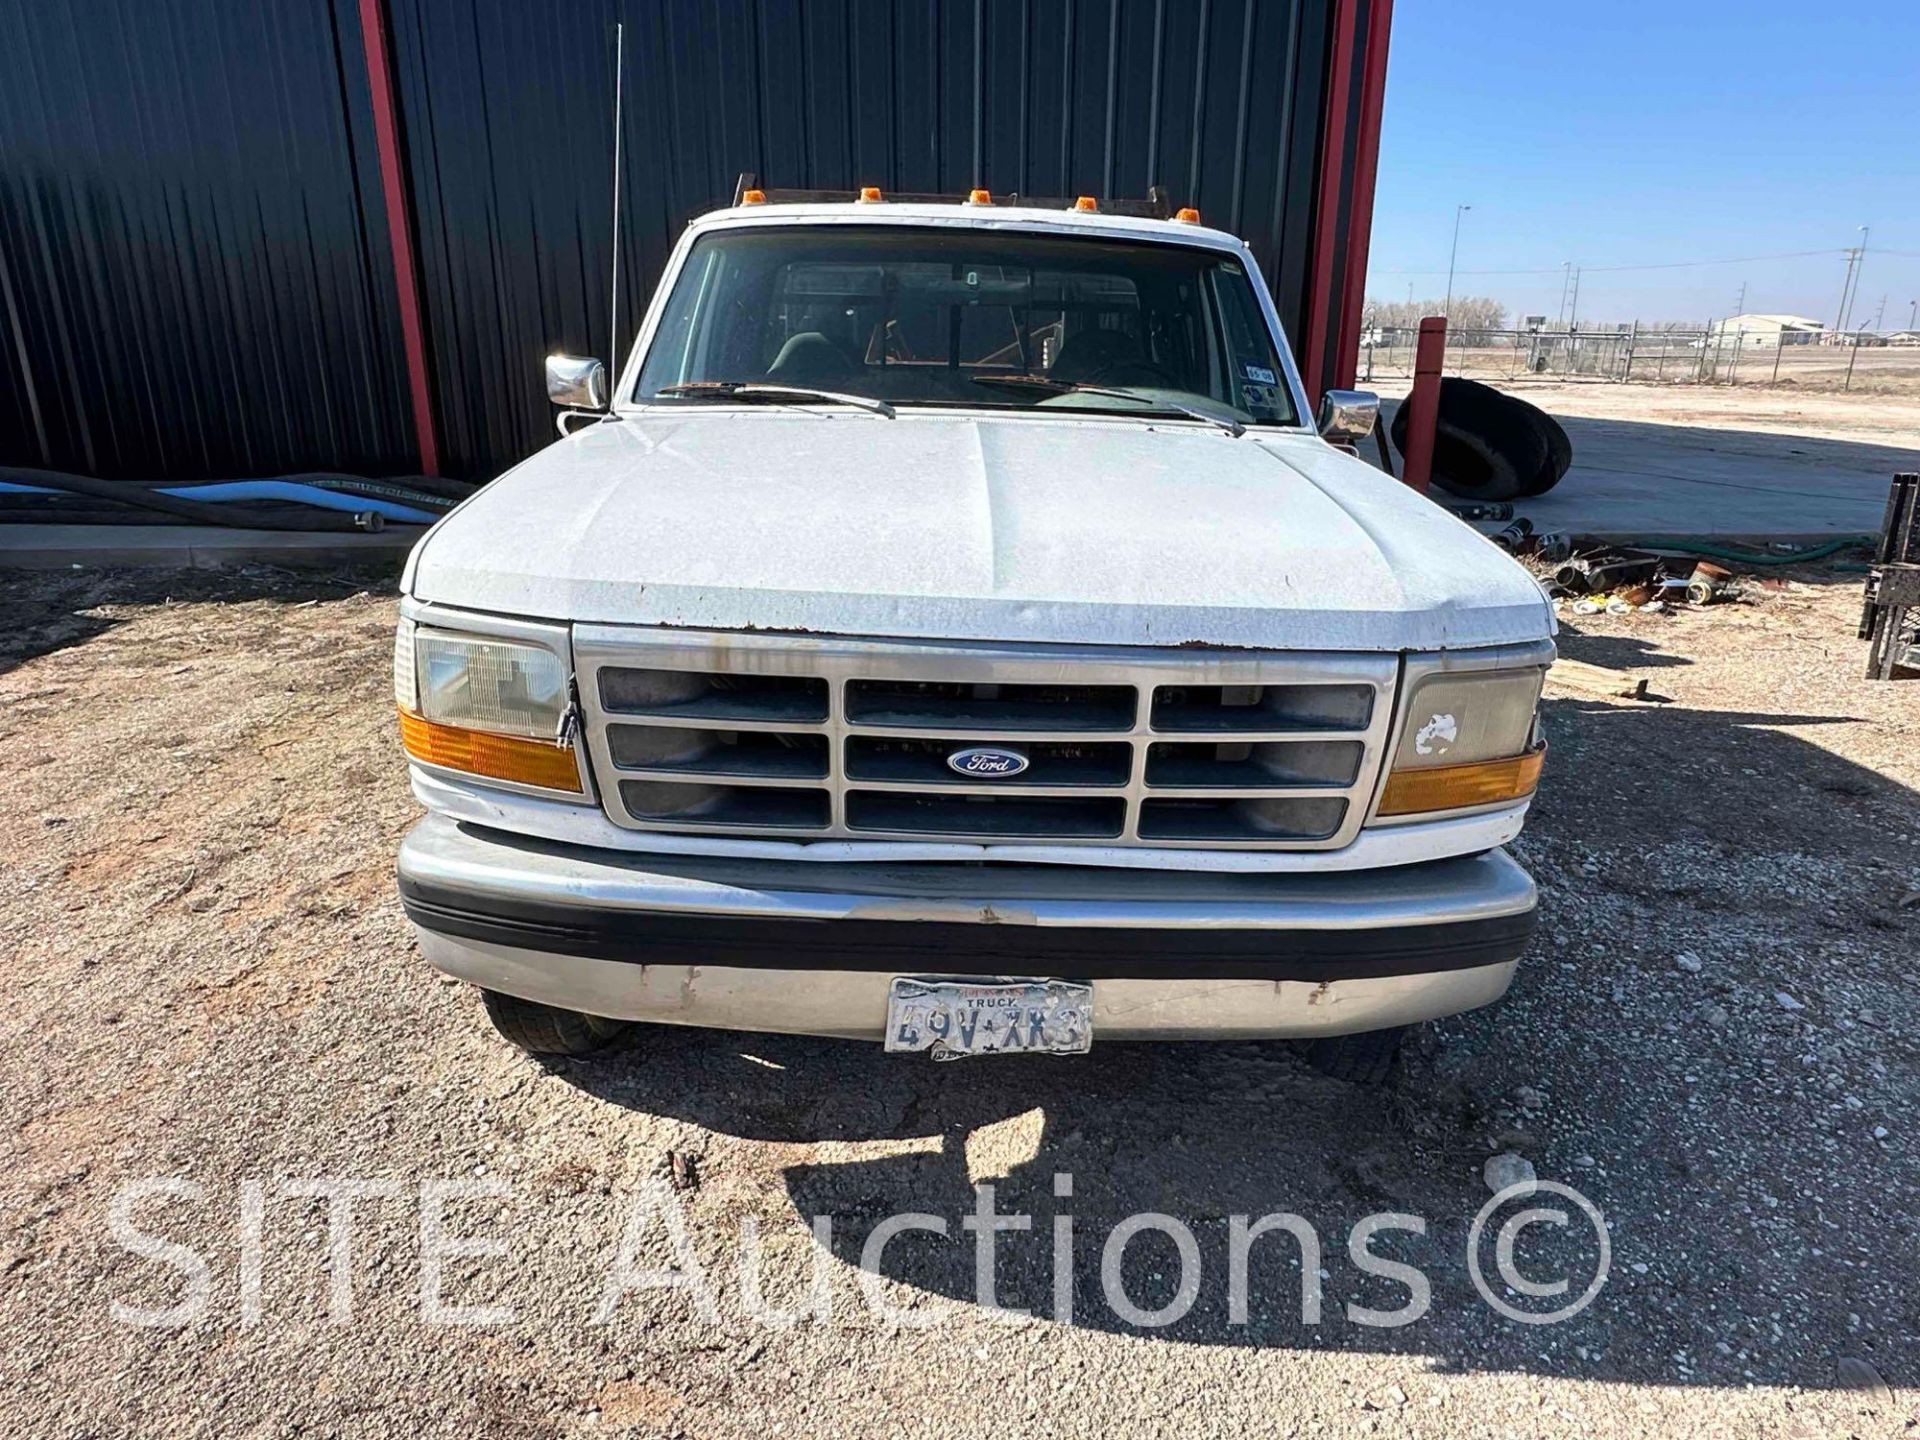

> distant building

[
  {"left": 1710, "top": 313, "right": 1825, "bottom": 347},
  {"left": 1885, "top": 331, "right": 1920, "bottom": 348}
]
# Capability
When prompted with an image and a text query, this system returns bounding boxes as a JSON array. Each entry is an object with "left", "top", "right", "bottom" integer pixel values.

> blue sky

[{"left": 1364, "top": 0, "right": 1920, "bottom": 327}]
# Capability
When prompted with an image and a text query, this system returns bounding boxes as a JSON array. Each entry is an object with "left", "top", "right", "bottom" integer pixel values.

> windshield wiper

[
  {"left": 656, "top": 380, "right": 895, "bottom": 418},
  {"left": 969, "top": 374, "right": 1246, "bottom": 437}
]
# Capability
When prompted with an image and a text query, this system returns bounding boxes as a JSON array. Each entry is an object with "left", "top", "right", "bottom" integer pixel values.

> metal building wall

[
  {"left": 387, "top": 0, "right": 1344, "bottom": 477},
  {"left": 0, "top": 0, "right": 419, "bottom": 481},
  {"left": 1, "top": 0, "right": 1385, "bottom": 483}
]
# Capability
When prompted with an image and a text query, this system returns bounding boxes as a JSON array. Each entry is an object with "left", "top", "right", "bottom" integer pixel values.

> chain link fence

[{"left": 1356, "top": 325, "right": 1920, "bottom": 392}]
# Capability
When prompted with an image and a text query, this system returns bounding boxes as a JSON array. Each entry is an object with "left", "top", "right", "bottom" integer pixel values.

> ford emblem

[{"left": 947, "top": 745, "right": 1031, "bottom": 779}]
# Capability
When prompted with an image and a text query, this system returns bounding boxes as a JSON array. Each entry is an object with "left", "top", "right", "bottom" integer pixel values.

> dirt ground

[{"left": 2, "top": 562, "right": 1917, "bottom": 1438}]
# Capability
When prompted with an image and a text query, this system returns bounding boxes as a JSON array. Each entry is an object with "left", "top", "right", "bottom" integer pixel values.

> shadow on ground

[
  {"left": 0, "top": 564, "right": 400, "bottom": 679},
  {"left": 554, "top": 685, "right": 1918, "bottom": 1392},
  {"left": 1370, "top": 392, "right": 1911, "bottom": 538}
]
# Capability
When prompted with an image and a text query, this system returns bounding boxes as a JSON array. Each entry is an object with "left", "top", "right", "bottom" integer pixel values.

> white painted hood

[{"left": 406, "top": 411, "right": 1553, "bottom": 652}]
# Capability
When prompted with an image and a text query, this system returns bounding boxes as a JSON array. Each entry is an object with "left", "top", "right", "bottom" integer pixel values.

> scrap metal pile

[{"left": 1859, "top": 472, "right": 1919, "bottom": 680}]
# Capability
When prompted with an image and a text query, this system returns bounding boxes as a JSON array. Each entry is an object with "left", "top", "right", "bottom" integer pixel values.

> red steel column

[
  {"left": 1333, "top": 0, "right": 1394, "bottom": 389},
  {"left": 1301, "top": 0, "right": 1361, "bottom": 402},
  {"left": 1398, "top": 317, "right": 1446, "bottom": 495},
  {"left": 357, "top": 0, "right": 440, "bottom": 475}
]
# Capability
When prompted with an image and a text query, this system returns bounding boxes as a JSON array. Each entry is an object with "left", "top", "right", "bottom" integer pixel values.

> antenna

[{"left": 606, "top": 20, "right": 625, "bottom": 405}]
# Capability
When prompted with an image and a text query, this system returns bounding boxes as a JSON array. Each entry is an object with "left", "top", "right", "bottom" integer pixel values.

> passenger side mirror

[
  {"left": 546, "top": 354, "right": 608, "bottom": 410},
  {"left": 1317, "top": 389, "right": 1379, "bottom": 447}
]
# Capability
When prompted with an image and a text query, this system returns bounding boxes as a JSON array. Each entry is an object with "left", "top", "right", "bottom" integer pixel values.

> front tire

[
  {"left": 1301, "top": 1025, "right": 1407, "bottom": 1086},
  {"left": 480, "top": 989, "right": 628, "bottom": 1057}
]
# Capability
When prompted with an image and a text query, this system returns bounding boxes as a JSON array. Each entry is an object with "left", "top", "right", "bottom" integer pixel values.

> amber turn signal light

[
  {"left": 399, "top": 709, "right": 583, "bottom": 793},
  {"left": 1375, "top": 747, "right": 1545, "bottom": 817}
]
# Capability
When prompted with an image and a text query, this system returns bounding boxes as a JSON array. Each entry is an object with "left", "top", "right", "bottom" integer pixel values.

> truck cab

[{"left": 393, "top": 189, "right": 1553, "bottom": 1080}]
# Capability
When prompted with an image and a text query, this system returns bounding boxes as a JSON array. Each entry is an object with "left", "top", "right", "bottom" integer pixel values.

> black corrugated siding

[
  {"left": 0, "top": 0, "right": 420, "bottom": 481},
  {"left": 1, "top": 0, "right": 1359, "bottom": 483},
  {"left": 389, "top": 0, "right": 1337, "bottom": 477}
]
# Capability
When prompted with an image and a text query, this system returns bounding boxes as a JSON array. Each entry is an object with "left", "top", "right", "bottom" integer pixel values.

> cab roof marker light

[
  {"left": 1073, "top": 195, "right": 1099, "bottom": 212},
  {"left": 1175, "top": 207, "right": 1202, "bottom": 224},
  {"left": 740, "top": 188, "right": 767, "bottom": 205},
  {"left": 858, "top": 186, "right": 884, "bottom": 203},
  {"left": 966, "top": 189, "right": 992, "bottom": 206}
]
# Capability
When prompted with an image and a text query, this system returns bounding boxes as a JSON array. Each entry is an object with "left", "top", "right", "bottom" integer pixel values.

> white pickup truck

[{"left": 393, "top": 189, "right": 1552, "bottom": 1082}]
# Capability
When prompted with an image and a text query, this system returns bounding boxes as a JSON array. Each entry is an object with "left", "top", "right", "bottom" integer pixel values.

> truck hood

[{"left": 407, "top": 411, "right": 1553, "bottom": 652}]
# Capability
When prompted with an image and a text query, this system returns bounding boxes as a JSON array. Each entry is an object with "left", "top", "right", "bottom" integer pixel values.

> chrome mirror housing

[
  {"left": 1317, "top": 389, "right": 1379, "bottom": 447},
  {"left": 546, "top": 354, "right": 608, "bottom": 410}
]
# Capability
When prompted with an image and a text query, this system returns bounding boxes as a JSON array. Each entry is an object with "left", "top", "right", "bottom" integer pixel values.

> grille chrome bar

[{"left": 573, "top": 626, "right": 1397, "bottom": 851}]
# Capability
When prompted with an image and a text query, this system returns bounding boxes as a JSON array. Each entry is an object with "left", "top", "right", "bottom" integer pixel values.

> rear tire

[
  {"left": 480, "top": 989, "right": 629, "bottom": 1057},
  {"left": 1518, "top": 408, "right": 1573, "bottom": 496},
  {"left": 1302, "top": 1025, "right": 1407, "bottom": 1086}
]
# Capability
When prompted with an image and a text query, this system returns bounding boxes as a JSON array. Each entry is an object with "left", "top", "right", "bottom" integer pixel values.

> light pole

[{"left": 1442, "top": 204, "right": 1471, "bottom": 318}]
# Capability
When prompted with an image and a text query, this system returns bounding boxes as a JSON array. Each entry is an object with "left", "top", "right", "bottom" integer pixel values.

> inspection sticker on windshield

[
  {"left": 1243, "top": 364, "right": 1278, "bottom": 385},
  {"left": 885, "top": 977, "right": 1093, "bottom": 1059}
]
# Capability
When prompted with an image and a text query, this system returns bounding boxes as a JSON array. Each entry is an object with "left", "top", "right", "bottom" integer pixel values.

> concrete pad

[
  {"left": 0, "top": 524, "right": 421, "bottom": 571},
  {"left": 1375, "top": 394, "right": 1916, "bottom": 542}
]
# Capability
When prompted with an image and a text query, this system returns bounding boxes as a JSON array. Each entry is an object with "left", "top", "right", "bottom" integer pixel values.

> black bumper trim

[{"left": 398, "top": 877, "right": 1536, "bottom": 983}]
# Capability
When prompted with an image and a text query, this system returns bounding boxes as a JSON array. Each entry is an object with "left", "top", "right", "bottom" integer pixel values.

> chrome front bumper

[{"left": 398, "top": 814, "right": 1536, "bottom": 1041}]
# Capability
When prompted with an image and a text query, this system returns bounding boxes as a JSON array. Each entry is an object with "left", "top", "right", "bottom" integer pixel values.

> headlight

[
  {"left": 1374, "top": 666, "right": 1545, "bottom": 818},
  {"left": 394, "top": 620, "right": 583, "bottom": 793}
]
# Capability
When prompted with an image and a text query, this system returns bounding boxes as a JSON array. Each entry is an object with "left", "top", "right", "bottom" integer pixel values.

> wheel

[
  {"left": 1301, "top": 1025, "right": 1407, "bottom": 1085},
  {"left": 1390, "top": 378, "right": 1547, "bottom": 502},
  {"left": 1517, "top": 407, "right": 1572, "bottom": 496},
  {"left": 479, "top": 989, "right": 629, "bottom": 1057}
]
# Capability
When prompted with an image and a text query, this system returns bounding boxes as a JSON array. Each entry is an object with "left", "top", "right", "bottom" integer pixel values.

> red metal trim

[
  {"left": 1334, "top": 0, "right": 1394, "bottom": 389},
  {"left": 357, "top": 0, "right": 440, "bottom": 475},
  {"left": 1301, "top": 0, "right": 1361, "bottom": 403}
]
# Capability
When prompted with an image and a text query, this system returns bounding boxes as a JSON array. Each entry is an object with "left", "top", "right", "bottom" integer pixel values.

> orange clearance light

[
  {"left": 399, "top": 708, "right": 584, "bottom": 793},
  {"left": 1174, "top": 206, "right": 1202, "bottom": 224},
  {"left": 1073, "top": 195, "right": 1099, "bottom": 212},
  {"left": 967, "top": 188, "right": 992, "bottom": 205},
  {"left": 1375, "top": 748, "right": 1545, "bottom": 818},
  {"left": 740, "top": 188, "right": 767, "bottom": 204},
  {"left": 858, "top": 186, "right": 884, "bottom": 203}
]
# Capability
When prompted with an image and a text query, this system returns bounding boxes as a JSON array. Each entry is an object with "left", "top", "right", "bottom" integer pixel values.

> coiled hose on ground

[{"left": 0, "top": 467, "right": 475, "bottom": 531}]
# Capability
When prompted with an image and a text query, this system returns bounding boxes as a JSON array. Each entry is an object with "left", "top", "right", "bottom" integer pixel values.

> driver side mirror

[
  {"left": 546, "top": 353, "right": 608, "bottom": 410},
  {"left": 1317, "top": 389, "right": 1379, "bottom": 447}
]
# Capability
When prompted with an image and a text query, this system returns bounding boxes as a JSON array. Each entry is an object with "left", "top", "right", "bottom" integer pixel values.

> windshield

[{"left": 632, "top": 226, "right": 1300, "bottom": 427}]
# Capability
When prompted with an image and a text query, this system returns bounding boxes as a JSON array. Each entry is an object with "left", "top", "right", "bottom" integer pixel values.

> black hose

[{"left": 0, "top": 469, "right": 382, "bottom": 532}]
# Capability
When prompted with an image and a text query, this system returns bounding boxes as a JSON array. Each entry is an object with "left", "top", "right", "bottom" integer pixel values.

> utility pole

[
  {"left": 1909, "top": 298, "right": 1917, "bottom": 331},
  {"left": 1871, "top": 294, "right": 1887, "bottom": 332},
  {"left": 1835, "top": 225, "right": 1870, "bottom": 333},
  {"left": 1557, "top": 261, "right": 1573, "bottom": 326},
  {"left": 1442, "top": 204, "right": 1471, "bottom": 318},
  {"left": 1567, "top": 267, "right": 1582, "bottom": 331},
  {"left": 1733, "top": 280, "right": 1747, "bottom": 316}
]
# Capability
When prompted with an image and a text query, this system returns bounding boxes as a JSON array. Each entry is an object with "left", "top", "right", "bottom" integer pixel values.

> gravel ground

[{"left": 2, "top": 562, "right": 1916, "bottom": 1438}]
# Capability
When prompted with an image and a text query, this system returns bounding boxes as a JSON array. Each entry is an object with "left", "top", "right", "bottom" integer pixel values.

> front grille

[{"left": 573, "top": 628, "right": 1397, "bottom": 850}]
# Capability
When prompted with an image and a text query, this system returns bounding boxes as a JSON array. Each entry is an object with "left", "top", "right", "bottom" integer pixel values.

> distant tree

[{"left": 1362, "top": 295, "right": 1508, "bottom": 342}]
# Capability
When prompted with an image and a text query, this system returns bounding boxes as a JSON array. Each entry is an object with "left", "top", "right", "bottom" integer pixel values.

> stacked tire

[{"left": 1389, "top": 378, "right": 1571, "bottom": 501}]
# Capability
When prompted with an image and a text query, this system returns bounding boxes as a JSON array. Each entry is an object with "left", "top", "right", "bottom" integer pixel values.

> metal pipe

[{"left": 1398, "top": 317, "right": 1446, "bottom": 495}]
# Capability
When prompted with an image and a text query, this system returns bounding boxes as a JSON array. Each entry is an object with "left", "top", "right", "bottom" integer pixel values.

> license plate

[{"left": 885, "top": 977, "right": 1093, "bottom": 1060}]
